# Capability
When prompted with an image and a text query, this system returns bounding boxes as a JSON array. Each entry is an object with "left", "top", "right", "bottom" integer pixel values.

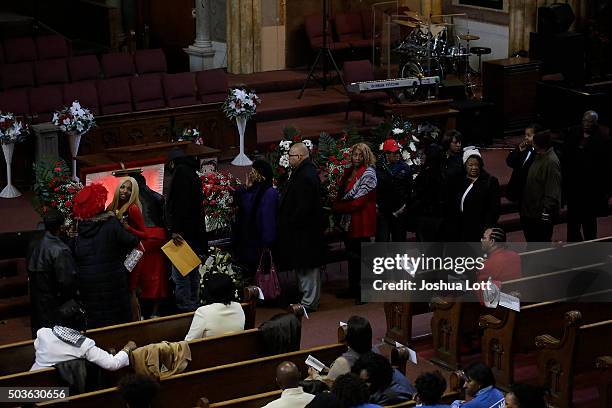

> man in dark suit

[
  {"left": 505, "top": 124, "right": 541, "bottom": 204},
  {"left": 563, "top": 111, "right": 611, "bottom": 241},
  {"left": 277, "top": 143, "right": 324, "bottom": 312},
  {"left": 165, "top": 148, "right": 207, "bottom": 312}
]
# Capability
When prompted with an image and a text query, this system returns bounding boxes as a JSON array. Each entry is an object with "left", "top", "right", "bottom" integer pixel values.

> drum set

[{"left": 392, "top": 11, "right": 479, "bottom": 96}]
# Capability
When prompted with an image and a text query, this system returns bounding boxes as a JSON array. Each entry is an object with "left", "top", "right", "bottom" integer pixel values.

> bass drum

[{"left": 401, "top": 59, "right": 444, "bottom": 79}]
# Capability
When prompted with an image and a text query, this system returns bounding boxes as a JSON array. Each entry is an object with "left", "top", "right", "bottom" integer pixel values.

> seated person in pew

[
  {"left": 184, "top": 273, "right": 245, "bottom": 341},
  {"left": 352, "top": 352, "right": 416, "bottom": 405},
  {"left": 307, "top": 316, "right": 373, "bottom": 386},
  {"left": 332, "top": 373, "right": 381, "bottom": 408},
  {"left": 504, "top": 383, "right": 546, "bottom": 408},
  {"left": 451, "top": 362, "right": 504, "bottom": 408},
  {"left": 31, "top": 300, "right": 137, "bottom": 371},
  {"left": 262, "top": 361, "right": 315, "bottom": 408},
  {"left": 118, "top": 374, "right": 160, "bottom": 408},
  {"left": 478, "top": 227, "right": 521, "bottom": 285},
  {"left": 414, "top": 371, "right": 450, "bottom": 408}
]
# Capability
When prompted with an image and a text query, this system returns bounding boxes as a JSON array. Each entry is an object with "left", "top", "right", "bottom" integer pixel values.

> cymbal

[
  {"left": 393, "top": 19, "right": 418, "bottom": 28},
  {"left": 402, "top": 10, "right": 423, "bottom": 20},
  {"left": 459, "top": 33, "right": 480, "bottom": 41}
]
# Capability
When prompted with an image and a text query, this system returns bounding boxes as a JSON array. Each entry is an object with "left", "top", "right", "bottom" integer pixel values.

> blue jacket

[
  {"left": 451, "top": 386, "right": 505, "bottom": 408},
  {"left": 233, "top": 184, "right": 279, "bottom": 267}
]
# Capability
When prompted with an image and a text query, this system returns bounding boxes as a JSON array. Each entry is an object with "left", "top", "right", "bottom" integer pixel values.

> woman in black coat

[
  {"left": 455, "top": 148, "right": 501, "bottom": 242},
  {"left": 71, "top": 184, "right": 139, "bottom": 329}
]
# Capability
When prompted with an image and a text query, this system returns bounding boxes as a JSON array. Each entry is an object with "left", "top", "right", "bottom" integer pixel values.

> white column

[{"left": 185, "top": 0, "right": 216, "bottom": 71}]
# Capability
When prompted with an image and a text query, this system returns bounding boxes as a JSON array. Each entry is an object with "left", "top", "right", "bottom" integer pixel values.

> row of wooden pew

[{"left": 382, "top": 237, "right": 612, "bottom": 408}]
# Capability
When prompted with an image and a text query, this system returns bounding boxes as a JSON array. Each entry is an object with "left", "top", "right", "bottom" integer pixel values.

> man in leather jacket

[{"left": 27, "top": 208, "right": 78, "bottom": 336}]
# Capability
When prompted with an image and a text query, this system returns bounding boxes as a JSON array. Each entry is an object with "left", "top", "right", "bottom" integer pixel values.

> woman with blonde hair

[
  {"left": 333, "top": 143, "right": 377, "bottom": 304},
  {"left": 108, "top": 177, "right": 148, "bottom": 319}
]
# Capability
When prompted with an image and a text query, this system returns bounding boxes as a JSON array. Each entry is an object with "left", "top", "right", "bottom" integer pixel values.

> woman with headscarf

[
  {"left": 71, "top": 183, "right": 139, "bottom": 328},
  {"left": 233, "top": 159, "right": 279, "bottom": 278},
  {"left": 108, "top": 176, "right": 167, "bottom": 319},
  {"left": 333, "top": 143, "right": 377, "bottom": 304},
  {"left": 454, "top": 147, "right": 501, "bottom": 242}
]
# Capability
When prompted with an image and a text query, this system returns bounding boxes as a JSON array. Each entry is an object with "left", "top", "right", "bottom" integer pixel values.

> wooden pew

[
  {"left": 596, "top": 356, "right": 612, "bottom": 408},
  {"left": 535, "top": 311, "right": 612, "bottom": 408},
  {"left": 0, "top": 287, "right": 259, "bottom": 376},
  {"left": 384, "top": 236, "right": 612, "bottom": 345},
  {"left": 479, "top": 289, "right": 612, "bottom": 389},
  {"left": 36, "top": 343, "right": 347, "bottom": 408},
  {"left": 194, "top": 391, "right": 462, "bottom": 408},
  {"left": 430, "top": 258, "right": 612, "bottom": 371}
]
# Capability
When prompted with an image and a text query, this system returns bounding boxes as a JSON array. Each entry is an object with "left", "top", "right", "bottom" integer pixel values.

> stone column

[{"left": 185, "top": 0, "right": 216, "bottom": 71}]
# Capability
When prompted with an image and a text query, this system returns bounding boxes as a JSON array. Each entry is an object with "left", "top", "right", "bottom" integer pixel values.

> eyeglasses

[{"left": 288, "top": 154, "right": 300, "bottom": 158}]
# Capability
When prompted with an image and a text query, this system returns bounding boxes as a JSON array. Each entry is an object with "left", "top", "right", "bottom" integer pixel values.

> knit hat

[
  {"left": 462, "top": 146, "right": 481, "bottom": 164},
  {"left": 251, "top": 159, "right": 273, "bottom": 182},
  {"left": 382, "top": 139, "right": 401, "bottom": 153},
  {"left": 73, "top": 183, "right": 108, "bottom": 219}
]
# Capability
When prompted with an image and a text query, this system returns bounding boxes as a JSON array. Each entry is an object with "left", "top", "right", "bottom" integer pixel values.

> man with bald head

[
  {"left": 563, "top": 110, "right": 611, "bottom": 241},
  {"left": 262, "top": 361, "right": 314, "bottom": 407},
  {"left": 276, "top": 142, "right": 324, "bottom": 312}
]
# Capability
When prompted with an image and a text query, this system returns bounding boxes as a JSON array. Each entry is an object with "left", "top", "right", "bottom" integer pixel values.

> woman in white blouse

[
  {"left": 31, "top": 301, "right": 137, "bottom": 371},
  {"left": 184, "top": 273, "right": 245, "bottom": 341}
]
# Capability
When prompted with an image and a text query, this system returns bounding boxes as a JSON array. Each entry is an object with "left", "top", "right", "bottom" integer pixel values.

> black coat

[
  {"left": 165, "top": 157, "right": 207, "bottom": 253},
  {"left": 505, "top": 147, "right": 535, "bottom": 203},
  {"left": 375, "top": 156, "right": 412, "bottom": 215},
  {"left": 27, "top": 231, "right": 78, "bottom": 333},
  {"left": 276, "top": 159, "right": 324, "bottom": 270},
  {"left": 72, "top": 212, "right": 138, "bottom": 329},
  {"left": 562, "top": 126, "right": 611, "bottom": 215},
  {"left": 452, "top": 172, "right": 501, "bottom": 242}
]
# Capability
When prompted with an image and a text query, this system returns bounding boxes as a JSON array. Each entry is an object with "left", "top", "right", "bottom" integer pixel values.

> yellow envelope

[{"left": 161, "top": 239, "right": 202, "bottom": 276}]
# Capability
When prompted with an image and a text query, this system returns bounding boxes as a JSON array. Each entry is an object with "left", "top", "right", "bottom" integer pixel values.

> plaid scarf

[
  {"left": 52, "top": 326, "right": 86, "bottom": 347},
  {"left": 339, "top": 166, "right": 377, "bottom": 231}
]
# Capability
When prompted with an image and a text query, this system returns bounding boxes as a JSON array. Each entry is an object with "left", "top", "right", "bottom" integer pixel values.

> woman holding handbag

[
  {"left": 108, "top": 177, "right": 165, "bottom": 319},
  {"left": 233, "top": 160, "right": 279, "bottom": 281}
]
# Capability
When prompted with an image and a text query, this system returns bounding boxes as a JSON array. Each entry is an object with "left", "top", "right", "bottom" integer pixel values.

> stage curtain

[
  {"left": 509, "top": 0, "right": 590, "bottom": 55},
  {"left": 227, "top": 0, "right": 262, "bottom": 74}
]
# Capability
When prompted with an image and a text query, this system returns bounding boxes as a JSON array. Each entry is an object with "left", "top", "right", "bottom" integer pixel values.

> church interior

[{"left": 1, "top": 0, "right": 611, "bottom": 407}]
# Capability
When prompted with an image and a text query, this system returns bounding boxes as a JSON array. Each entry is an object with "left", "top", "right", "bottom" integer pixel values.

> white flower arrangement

[
  {"left": 278, "top": 138, "right": 313, "bottom": 169},
  {"left": 179, "top": 128, "right": 203, "bottom": 145},
  {"left": 52, "top": 101, "right": 96, "bottom": 134},
  {"left": 199, "top": 247, "right": 244, "bottom": 301},
  {"left": 0, "top": 112, "right": 26, "bottom": 144},
  {"left": 392, "top": 127, "right": 404, "bottom": 135},
  {"left": 222, "top": 87, "right": 261, "bottom": 120}
]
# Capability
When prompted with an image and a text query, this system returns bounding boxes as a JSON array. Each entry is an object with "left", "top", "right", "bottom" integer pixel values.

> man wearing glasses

[{"left": 277, "top": 143, "right": 324, "bottom": 312}]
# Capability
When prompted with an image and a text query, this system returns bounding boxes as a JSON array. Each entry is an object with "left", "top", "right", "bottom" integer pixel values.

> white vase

[
  {"left": 231, "top": 116, "right": 252, "bottom": 166},
  {"left": 0, "top": 143, "right": 21, "bottom": 199},
  {"left": 67, "top": 131, "right": 84, "bottom": 182}
]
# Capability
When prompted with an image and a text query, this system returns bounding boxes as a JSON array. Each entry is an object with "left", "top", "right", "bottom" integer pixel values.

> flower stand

[
  {"left": 67, "top": 131, "right": 83, "bottom": 181},
  {"left": 0, "top": 143, "right": 21, "bottom": 198},
  {"left": 231, "top": 116, "right": 252, "bottom": 166}
]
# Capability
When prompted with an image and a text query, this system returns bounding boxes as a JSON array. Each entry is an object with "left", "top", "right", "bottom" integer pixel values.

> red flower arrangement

[
  {"left": 200, "top": 171, "right": 241, "bottom": 232},
  {"left": 33, "top": 158, "right": 83, "bottom": 225}
]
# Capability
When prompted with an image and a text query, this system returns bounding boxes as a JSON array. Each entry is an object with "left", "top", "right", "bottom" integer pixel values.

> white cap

[{"left": 462, "top": 146, "right": 481, "bottom": 164}]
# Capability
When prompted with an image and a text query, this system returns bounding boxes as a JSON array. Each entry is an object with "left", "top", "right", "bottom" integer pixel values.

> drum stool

[{"left": 470, "top": 47, "right": 491, "bottom": 74}]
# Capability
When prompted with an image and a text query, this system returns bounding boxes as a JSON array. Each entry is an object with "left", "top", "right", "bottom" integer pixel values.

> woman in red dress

[{"left": 108, "top": 176, "right": 167, "bottom": 319}]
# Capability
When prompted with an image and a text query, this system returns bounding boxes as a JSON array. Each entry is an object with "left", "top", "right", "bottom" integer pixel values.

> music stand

[{"left": 297, "top": 0, "right": 346, "bottom": 99}]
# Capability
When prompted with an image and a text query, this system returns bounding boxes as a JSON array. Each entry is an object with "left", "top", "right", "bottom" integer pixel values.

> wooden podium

[{"left": 382, "top": 99, "right": 458, "bottom": 130}]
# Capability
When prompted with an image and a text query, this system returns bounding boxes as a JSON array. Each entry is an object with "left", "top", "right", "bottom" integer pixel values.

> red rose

[
  {"left": 278, "top": 167, "right": 286, "bottom": 174},
  {"left": 269, "top": 143, "right": 277, "bottom": 152},
  {"left": 54, "top": 167, "right": 61, "bottom": 172},
  {"left": 51, "top": 201, "right": 58, "bottom": 207},
  {"left": 329, "top": 155, "right": 337, "bottom": 162},
  {"left": 292, "top": 135, "right": 301, "bottom": 142},
  {"left": 65, "top": 201, "right": 72, "bottom": 207}
]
